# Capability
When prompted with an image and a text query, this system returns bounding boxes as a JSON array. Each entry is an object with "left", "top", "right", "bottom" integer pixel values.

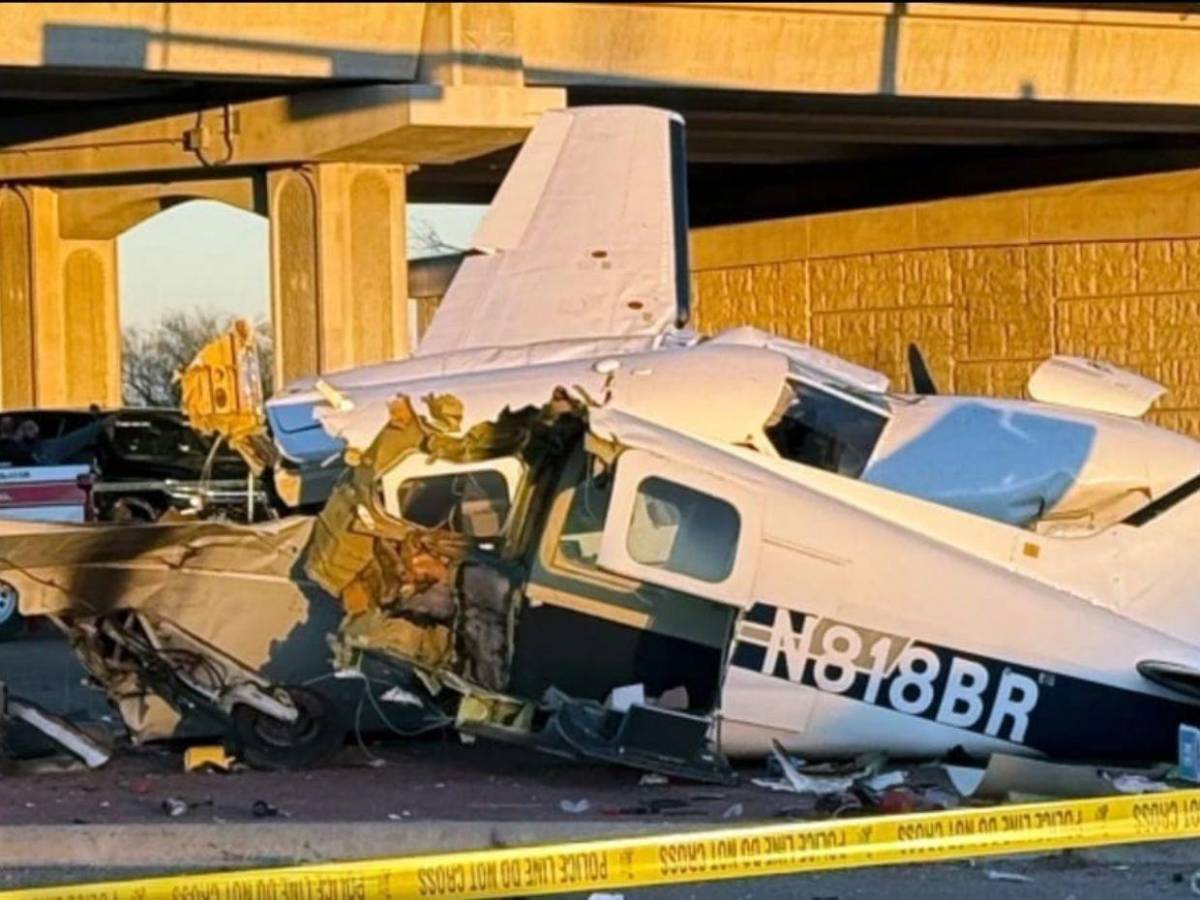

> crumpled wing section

[
  {"left": 417, "top": 106, "right": 689, "bottom": 359},
  {"left": 0, "top": 517, "right": 316, "bottom": 742},
  {"left": 0, "top": 517, "right": 313, "bottom": 619}
]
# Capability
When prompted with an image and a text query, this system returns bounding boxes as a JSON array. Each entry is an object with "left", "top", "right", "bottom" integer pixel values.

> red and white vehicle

[
  {"left": 0, "top": 464, "right": 93, "bottom": 523},
  {"left": 0, "top": 464, "right": 92, "bottom": 638}
]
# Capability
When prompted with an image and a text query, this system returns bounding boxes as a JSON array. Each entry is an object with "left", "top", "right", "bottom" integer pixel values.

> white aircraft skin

[{"left": 255, "top": 105, "right": 1200, "bottom": 766}]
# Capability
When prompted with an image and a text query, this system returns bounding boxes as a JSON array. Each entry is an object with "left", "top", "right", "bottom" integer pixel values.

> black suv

[{"left": 0, "top": 407, "right": 269, "bottom": 523}]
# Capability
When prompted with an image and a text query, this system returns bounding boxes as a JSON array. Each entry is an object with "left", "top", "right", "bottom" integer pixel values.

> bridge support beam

[
  {"left": 268, "top": 163, "right": 409, "bottom": 387},
  {"left": 0, "top": 186, "right": 120, "bottom": 410}
]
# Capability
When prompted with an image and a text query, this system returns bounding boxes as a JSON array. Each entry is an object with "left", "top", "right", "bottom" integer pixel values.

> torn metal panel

[
  {"left": 179, "top": 318, "right": 276, "bottom": 473},
  {"left": 0, "top": 517, "right": 313, "bottom": 622},
  {"left": 1, "top": 683, "right": 113, "bottom": 769}
]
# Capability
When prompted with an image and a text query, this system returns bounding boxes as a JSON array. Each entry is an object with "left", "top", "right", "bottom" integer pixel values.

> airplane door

[{"left": 595, "top": 449, "right": 763, "bottom": 609}]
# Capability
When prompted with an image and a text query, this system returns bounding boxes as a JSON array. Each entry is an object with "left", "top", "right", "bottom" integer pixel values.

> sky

[{"left": 117, "top": 201, "right": 484, "bottom": 329}]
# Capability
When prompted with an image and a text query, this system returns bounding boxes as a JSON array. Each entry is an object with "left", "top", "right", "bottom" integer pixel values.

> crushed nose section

[{"left": 305, "top": 389, "right": 586, "bottom": 694}]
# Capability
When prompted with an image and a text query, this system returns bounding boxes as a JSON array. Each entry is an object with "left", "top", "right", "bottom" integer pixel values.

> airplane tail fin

[{"left": 416, "top": 106, "right": 691, "bottom": 361}]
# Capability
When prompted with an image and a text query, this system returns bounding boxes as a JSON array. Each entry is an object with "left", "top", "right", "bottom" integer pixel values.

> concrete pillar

[
  {"left": 267, "top": 163, "right": 408, "bottom": 387},
  {"left": 0, "top": 185, "right": 120, "bottom": 410},
  {"left": 0, "top": 188, "right": 36, "bottom": 409}
]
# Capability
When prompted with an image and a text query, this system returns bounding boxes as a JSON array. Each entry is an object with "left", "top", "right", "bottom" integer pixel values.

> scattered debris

[
  {"left": 875, "top": 787, "right": 921, "bottom": 815},
  {"left": 560, "top": 799, "right": 591, "bottom": 814},
  {"left": 638, "top": 773, "right": 669, "bottom": 787},
  {"left": 1109, "top": 773, "right": 1171, "bottom": 794},
  {"left": 656, "top": 687, "right": 689, "bottom": 711},
  {"left": 1179, "top": 724, "right": 1200, "bottom": 782},
  {"left": 1, "top": 683, "right": 112, "bottom": 769},
  {"left": 941, "top": 764, "right": 987, "bottom": 796},
  {"left": 129, "top": 776, "right": 155, "bottom": 796},
  {"left": 160, "top": 797, "right": 213, "bottom": 817},
  {"left": 7, "top": 756, "right": 89, "bottom": 776},
  {"left": 183, "top": 745, "right": 235, "bottom": 773},
  {"left": 752, "top": 742, "right": 862, "bottom": 796},
  {"left": 380, "top": 687, "right": 425, "bottom": 707},
  {"left": 251, "top": 799, "right": 280, "bottom": 819},
  {"left": 975, "top": 754, "right": 1171, "bottom": 801},
  {"left": 985, "top": 869, "right": 1034, "bottom": 883},
  {"left": 606, "top": 684, "right": 645, "bottom": 713},
  {"left": 721, "top": 803, "right": 744, "bottom": 819},
  {"left": 861, "top": 770, "right": 907, "bottom": 792}
]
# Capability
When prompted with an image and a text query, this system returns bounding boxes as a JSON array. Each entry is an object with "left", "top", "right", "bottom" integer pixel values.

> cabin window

[
  {"left": 765, "top": 381, "right": 887, "bottom": 477},
  {"left": 395, "top": 469, "right": 511, "bottom": 537},
  {"left": 554, "top": 461, "right": 612, "bottom": 569},
  {"left": 626, "top": 477, "right": 741, "bottom": 583}
]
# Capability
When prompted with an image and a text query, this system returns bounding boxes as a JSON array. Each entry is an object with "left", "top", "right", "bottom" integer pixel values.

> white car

[{"left": 0, "top": 463, "right": 91, "bottom": 639}]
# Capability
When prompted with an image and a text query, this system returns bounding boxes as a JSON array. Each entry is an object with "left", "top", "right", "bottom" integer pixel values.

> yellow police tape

[{"left": 7, "top": 789, "right": 1200, "bottom": 900}]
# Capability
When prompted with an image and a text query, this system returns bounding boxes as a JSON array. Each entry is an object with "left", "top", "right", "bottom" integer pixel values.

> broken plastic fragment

[
  {"left": 380, "top": 687, "right": 425, "bottom": 707},
  {"left": 183, "top": 745, "right": 234, "bottom": 773},
  {"left": 655, "top": 686, "right": 689, "bottom": 711},
  {"left": 607, "top": 683, "right": 645, "bottom": 713},
  {"left": 1108, "top": 773, "right": 1171, "bottom": 794},
  {"left": 984, "top": 870, "right": 1034, "bottom": 883},
  {"left": 315, "top": 379, "right": 355, "bottom": 413}
]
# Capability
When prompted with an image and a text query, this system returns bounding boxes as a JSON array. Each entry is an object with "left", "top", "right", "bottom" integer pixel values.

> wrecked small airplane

[{"left": 8, "top": 106, "right": 1200, "bottom": 781}]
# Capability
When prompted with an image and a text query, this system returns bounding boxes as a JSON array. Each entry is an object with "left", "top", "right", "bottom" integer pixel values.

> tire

[
  {"left": 230, "top": 685, "right": 343, "bottom": 771},
  {"left": 0, "top": 580, "right": 23, "bottom": 642},
  {"left": 106, "top": 496, "right": 163, "bottom": 523}
]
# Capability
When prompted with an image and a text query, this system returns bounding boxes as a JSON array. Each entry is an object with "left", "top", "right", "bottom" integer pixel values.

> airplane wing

[{"left": 416, "top": 106, "right": 691, "bottom": 363}]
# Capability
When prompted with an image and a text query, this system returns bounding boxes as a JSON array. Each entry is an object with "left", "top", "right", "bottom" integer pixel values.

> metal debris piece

[
  {"left": 2, "top": 683, "right": 112, "bottom": 769},
  {"left": 985, "top": 870, "right": 1034, "bottom": 883},
  {"left": 183, "top": 745, "right": 234, "bottom": 773}
]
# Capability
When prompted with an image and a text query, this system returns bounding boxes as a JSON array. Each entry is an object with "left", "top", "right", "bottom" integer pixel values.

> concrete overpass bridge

[{"left": 7, "top": 2, "right": 1200, "bottom": 424}]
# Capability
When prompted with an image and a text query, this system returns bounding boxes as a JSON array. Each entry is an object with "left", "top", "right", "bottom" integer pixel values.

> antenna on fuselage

[{"left": 907, "top": 342, "right": 938, "bottom": 395}]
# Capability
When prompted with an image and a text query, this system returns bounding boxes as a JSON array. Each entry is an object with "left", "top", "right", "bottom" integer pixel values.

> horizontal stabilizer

[{"left": 1137, "top": 660, "right": 1200, "bottom": 700}]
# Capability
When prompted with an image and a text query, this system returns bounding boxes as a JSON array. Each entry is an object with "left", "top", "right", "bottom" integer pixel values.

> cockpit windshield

[{"left": 765, "top": 380, "right": 888, "bottom": 477}]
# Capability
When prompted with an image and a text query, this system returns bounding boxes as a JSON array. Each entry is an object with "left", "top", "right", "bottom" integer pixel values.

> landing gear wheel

[
  {"left": 230, "top": 686, "right": 343, "bottom": 771},
  {"left": 0, "top": 580, "right": 24, "bottom": 642}
]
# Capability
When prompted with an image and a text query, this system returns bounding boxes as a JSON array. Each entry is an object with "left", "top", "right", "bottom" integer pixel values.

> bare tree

[
  {"left": 409, "top": 215, "right": 466, "bottom": 257},
  {"left": 123, "top": 309, "right": 274, "bottom": 408}
]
